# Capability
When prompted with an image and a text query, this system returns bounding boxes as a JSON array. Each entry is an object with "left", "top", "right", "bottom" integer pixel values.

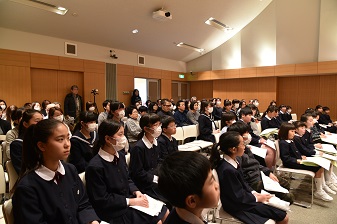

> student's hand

[
  {"left": 213, "top": 129, "right": 220, "bottom": 134},
  {"left": 296, "top": 159, "right": 302, "bottom": 164},
  {"left": 320, "top": 133, "right": 327, "bottom": 138},
  {"left": 89, "top": 221, "right": 100, "bottom": 224},
  {"left": 259, "top": 138, "right": 266, "bottom": 144},
  {"left": 301, "top": 155, "right": 307, "bottom": 160},
  {"left": 129, "top": 196, "right": 149, "bottom": 208},
  {"left": 314, "top": 143, "right": 322, "bottom": 149},
  {"left": 318, "top": 151, "right": 324, "bottom": 156},
  {"left": 134, "top": 191, "right": 144, "bottom": 198},
  {"left": 269, "top": 173, "right": 279, "bottom": 182},
  {"left": 254, "top": 193, "right": 272, "bottom": 203}
]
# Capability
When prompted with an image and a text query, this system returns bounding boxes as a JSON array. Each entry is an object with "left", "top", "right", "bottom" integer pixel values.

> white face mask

[
  {"left": 243, "top": 134, "right": 252, "bottom": 145},
  {"left": 87, "top": 123, "right": 97, "bottom": 132},
  {"left": 34, "top": 106, "right": 41, "bottom": 111},
  {"left": 313, "top": 118, "right": 318, "bottom": 123},
  {"left": 89, "top": 107, "right": 95, "bottom": 112},
  {"left": 150, "top": 126, "right": 162, "bottom": 138},
  {"left": 234, "top": 103, "right": 239, "bottom": 109},
  {"left": 111, "top": 136, "right": 127, "bottom": 151},
  {"left": 208, "top": 107, "right": 214, "bottom": 114},
  {"left": 0, "top": 105, "right": 5, "bottom": 110},
  {"left": 118, "top": 110, "right": 125, "bottom": 119},
  {"left": 253, "top": 102, "right": 259, "bottom": 107},
  {"left": 54, "top": 115, "right": 64, "bottom": 122}
]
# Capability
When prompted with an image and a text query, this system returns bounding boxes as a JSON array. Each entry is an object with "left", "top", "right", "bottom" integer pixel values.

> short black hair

[
  {"left": 138, "top": 106, "right": 148, "bottom": 113},
  {"left": 300, "top": 113, "right": 312, "bottom": 123},
  {"left": 158, "top": 151, "right": 211, "bottom": 208},
  {"left": 227, "top": 122, "right": 249, "bottom": 136},
  {"left": 293, "top": 121, "right": 306, "bottom": 129},
  {"left": 323, "top": 106, "right": 330, "bottom": 111},
  {"left": 278, "top": 123, "right": 295, "bottom": 140},
  {"left": 190, "top": 101, "right": 198, "bottom": 110},
  {"left": 161, "top": 116, "right": 176, "bottom": 129},
  {"left": 239, "top": 107, "right": 253, "bottom": 118},
  {"left": 102, "top": 100, "right": 110, "bottom": 109},
  {"left": 221, "top": 112, "right": 236, "bottom": 128}
]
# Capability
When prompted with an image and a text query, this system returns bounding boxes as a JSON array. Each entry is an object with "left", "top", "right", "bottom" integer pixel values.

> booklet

[
  {"left": 261, "top": 190, "right": 291, "bottom": 212},
  {"left": 261, "top": 172, "right": 289, "bottom": 194},
  {"left": 316, "top": 144, "right": 337, "bottom": 155},
  {"left": 130, "top": 194, "right": 164, "bottom": 216},
  {"left": 300, "top": 156, "right": 331, "bottom": 170},
  {"left": 249, "top": 145, "right": 267, "bottom": 159},
  {"left": 260, "top": 128, "right": 278, "bottom": 138},
  {"left": 263, "top": 139, "right": 276, "bottom": 150}
]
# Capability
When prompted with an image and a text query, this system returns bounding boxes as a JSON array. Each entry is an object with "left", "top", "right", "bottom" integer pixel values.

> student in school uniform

[
  {"left": 293, "top": 121, "right": 317, "bottom": 157},
  {"left": 231, "top": 99, "right": 240, "bottom": 116},
  {"left": 158, "top": 151, "right": 220, "bottom": 224},
  {"left": 97, "top": 100, "right": 111, "bottom": 127},
  {"left": 12, "top": 119, "right": 100, "bottom": 224},
  {"left": 278, "top": 123, "right": 334, "bottom": 201},
  {"left": 68, "top": 111, "right": 97, "bottom": 173},
  {"left": 299, "top": 113, "right": 323, "bottom": 150},
  {"left": 278, "top": 105, "right": 291, "bottom": 122},
  {"left": 285, "top": 106, "right": 293, "bottom": 121},
  {"left": 252, "top": 99, "right": 262, "bottom": 120},
  {"left": 228, "top": 122, "right": 294, "bottom": 204},
  {"left": 10, "top": 109, "right": 43, "bottom": 175},
  {"left": 220, "top": 111, "right": 236, "bottom": 135},
  {"left": 318, "top": 106, "right": 337, "bottom": 133},
  {"left": 212, "top": 98, "right": 223, "bottom": 121},
  {"left": 197, "top": 101, "right": 220, "bottom": 143},
  {"left": 108, "top": 101, "right": 126, "bottom": 124},
  {"left": 129, "top": 113, "right": 169, "bottom": 205},
  {"left": 85, "top": 120, "right": 168, "bottom": 224},
  {"left": 186, "top": 101, "right": 200, "bottom": 125},
  {"left": 210, "top": 131, "right": 289, "bottom": 224},
  {"left": 223, "top": 100, "right": 232, "bottom": 113},
  {"left": 5, "top": 107, "right": 24, "bottom": 160},
  {"left": 311, "top": 112, "right": 326, "bottom": 143},
  {"left": 261, "top": 105, "right": 282, "bottom": 131},
  {"left": 157, "top": 116, "right": 178, "bottom": 163}
]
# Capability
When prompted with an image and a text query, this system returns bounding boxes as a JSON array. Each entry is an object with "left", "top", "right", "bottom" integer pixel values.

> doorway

[{"left": 171, "top": 81, "right": 190, "bottom": 103}]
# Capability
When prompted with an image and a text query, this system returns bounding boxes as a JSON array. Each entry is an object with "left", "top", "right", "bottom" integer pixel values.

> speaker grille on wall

[
  {"left": 65, "top": 42, "right": 77, "bottom": 56},
  {"left": 138, "top": 55, "right": 145, "bottom": 66}
]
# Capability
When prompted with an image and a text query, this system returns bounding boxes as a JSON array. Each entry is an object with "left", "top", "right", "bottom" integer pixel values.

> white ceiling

[{"left": 0, "top": 0, "right": 272, "bottom": 62}]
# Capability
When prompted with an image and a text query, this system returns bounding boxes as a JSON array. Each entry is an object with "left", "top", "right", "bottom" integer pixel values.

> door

[
  {"left": 148, "top": 79, "right": 160, "bottom": 101},
  {"left": 171, "top": 81, "right": 190, "bottom": 102}
]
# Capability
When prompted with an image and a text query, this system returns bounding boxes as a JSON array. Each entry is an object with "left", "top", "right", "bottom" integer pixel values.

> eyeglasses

[{"left": 162, "top": 104, "right": 172, "bottom": 107}]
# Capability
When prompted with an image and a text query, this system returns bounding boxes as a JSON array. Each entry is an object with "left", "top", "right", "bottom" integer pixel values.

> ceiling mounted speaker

[
  {"left": 65, "top": 42, "right": 77, "bottom": 56},
  {"left": 138, "top": 55, "right": 145, "bottom": 66}
]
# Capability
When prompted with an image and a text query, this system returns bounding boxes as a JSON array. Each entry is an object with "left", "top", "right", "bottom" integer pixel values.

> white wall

[
  {"left": 187, "top": 0, "right": 337, "bottom": 72},
  {"left": 0, "top": 27, "right": 186, "bottom": 72}
]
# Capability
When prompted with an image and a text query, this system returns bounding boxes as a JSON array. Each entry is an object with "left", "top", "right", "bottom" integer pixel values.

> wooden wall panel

[
  {"left": 83, "top": 72, "right": 106, "bottom": 112},
  {"left": 171, "top": 71, "right": 185, "bottom": 81},
  {"left": 319, "top": 75, "right": 337, "bottom": 120},
  {"left": 210, "top": 70, "right": 224, "bottom": 80},
  {"left": 161, "top": 79, "right": 172, "bottom": 99},
  {"left": 31, "top": 69, "right": 58, "bottom": 104},
  {"left": 190, "top": 82, "right": 204, "bottom": 100},
  {"left": 295, "top": 62, "right": 318, "bottom": 75},
  {"left": 57, "top": 71, "right": 84, "bottom": 110},
  {"left": 224, "top": 79, "right": 243, "bottom": 101},
  {"left": 257, "top": 66, "right": 275, "bottom": 77},
  {"left": 197, "top": 71, "right": 211, "bottom": 81},
  {"left": 116, "top": 75, "right": 134, "bottom": 104},
  {"left": 30, "top": 53, "right": 59, "bottom": 70},
  {"left": 59, "top": 57, "right": 84, "bottom": 72},
  {"left": 257, "top": 77, "right": 277, "bottom": 111},
  {"left": 0, "top": 49, "right": 30, "bottom": 67},
  {"left": 213, "top": 80, "right": 227, "bottom": 101},
  {"left": 277, "top": 77, "right": 299, "bottom": 115},
  {"left": 224, "top": 69, "right": 239, "bottom": 79},
  {"left": 297, "top": 76, "right": 320, "bottom": 115},
  {"left": 117, "top": 64, "right": 134, "bottom": 77},
  {"left": 275, "top": 64, "right": 295, "bottom": 76},
  {"left": 161, "top": 70, "right": 171, "bottom": 79},
  {"left": 134, "top": 66, "right": 149, "bottom": 78},
  {"left": 149, "top": 68, "right": 162, "bottom": 79},
  {"left": 201, "top": 81, "right": 213, "bottom": 100},
  {"left": 84, "top": 60, "right": 105, "bottom": 74},
  {"left": 318, "top": 61, "right": 337, "bottom": 74},
  {"left": 240, "top": 68, "right": 257, "bottom": 78},
  {"left": 0, "top": 65, "right": 31, "bottom": 106}
]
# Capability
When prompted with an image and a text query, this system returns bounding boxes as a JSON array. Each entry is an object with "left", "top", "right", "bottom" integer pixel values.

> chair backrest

[
  {"left": 0, "top": 164, "right": 6, "bottom": 194},
  {"left": 182, "top": 125, "right": 198, "bottom": 139},
  {"left": 5, "top": 160, "right": 18, "bottom": 192},
  {"left": 0, "top": 135, "right": 6, "bottom": 141},
  {"left": 78, "top": 172, "right": 86, "bottom": 187},
  {"left": 274, "top": 140, "right": 282, "bottom": 167},
  {"left": 291, "top": 113, "right": 297, "bottom": 121},
  {"left": 2, "top": 199, "right": 13, "bottom": 224},
  {"left": 172, "top": 127, "right": 184, "bottom": 141}
]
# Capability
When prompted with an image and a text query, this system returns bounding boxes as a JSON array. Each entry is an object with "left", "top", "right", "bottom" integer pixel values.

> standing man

[{"left": 64, "top": 85, "right": 83, "bottom": 120}]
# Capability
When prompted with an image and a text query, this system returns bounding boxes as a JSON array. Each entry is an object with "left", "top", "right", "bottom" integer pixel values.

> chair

[
  {"left": 2, "top": 199, "right": 13, "bottom": 224},
  {"left": 125, "top": 153, "right": 130, "bottom": 167},
  {"left": 274, "top": 140, "right": 315, "bottom": 208},
  {"left": 5, "top": 161, "right": 18, "bottom": 192},
  {"left": 182, "top": 125, "right": 213, "bottom": 149},
  {"left": 172, "top": 127, "right": 184, "bottom": 142},
  {"left": 0, "top": 165, "right": 6, "bottom": 201},
  {"left": 78, "top": 172, "right": 86, "bottom": 187},
  {"left": 291, "top": 114, "right": 297, "bottom": 121}
]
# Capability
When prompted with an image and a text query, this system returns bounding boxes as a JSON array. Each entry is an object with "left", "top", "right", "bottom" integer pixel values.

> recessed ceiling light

[
  {"left": 9, "top": 0, "right": 68, "bottom": 15},
  {"left": 132, "top": 29, "right": 139, "bottom": 34},
  {"left": 176, "top": 42, "right": 204, "bottom": 53},
  {"left": 205, "top": 17, "right": 233, "bottom": 32}
]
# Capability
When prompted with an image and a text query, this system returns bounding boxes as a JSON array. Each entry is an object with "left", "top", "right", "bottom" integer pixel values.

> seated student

[
  {"left": 108, "top": 101, "right": 126, "bottom": 124},
  {"left": 261, "top": 105, "right": 282, "bottom": 131},
  {"left": 138, "top": 105, "right": 148, "bottom": 117},
  {"left": 231, "top": 99, "right": 240, "bottom": 117},
  {"left": 98, "top": 100, "right": 111, "bottom": 127},
  {"left": 223, "top": 99, "right": 232, "bottom": 113},
  {"left": 212, "top": 98, "right": 222, "bottom": 121},
  {"left": 318, "top": 106, "right": 337, "bottom": 133},
  {"left": 158, "top": 151, "right": 220, "bottom": 224},
  {"left": 186, "top": 101, "right": 200, "bottom": 125},
  {"left": 12, "top": 119, "right": 100, "bottom": 224},
  {"left": 5, "top": 107, "right": 24, "bottom": 159},
  {"left": 237, "top": 107, "right": 276, "bottom": 169},
  {"left": 269, "top": 100, "right": 277, "bottom": 107},
  {"left": 68, "top": 111, "right": 97, "bottom": 173},
  {"left": 293, "top": 121, "right": 316, "bottom": 157},
  {"left": 210, "top": 131, "right": 289, "bottom": 224},
  {"left": 278, "top": 105, "right": 291, "bottom": 122},
  {"left": 197, "top": 101, "right": 220, "bottom": 143},
  {"left": 300, "top": 113, "right": 323, "bottom": 150},
  {"left": 286, "top": 106, "right": 293, "bottom": 121},
  {"left": 157, "top": 99, "right": 173, "bottom": 118},
  {"left": 148, "top": 102, "right": 159, "bottom": 114},
  {"left": 10, "top": 109, "right": 43, "bottom": 175},
  {"left": 158, "top": 116, "right": 178, "bottom": 163},
  {"left": 252, "top": 99, "right": 262, "bottom": 120},
  {"left": 0, "top": 107, "right": 11, "bottom": 135},
  {"left": 278, "top": 123, "right": 334, "bottom": 201},
  {"left": 129, "top": 113, "right": 169, "bottom": 205},
  {"left": 85, "top": 120, "right": 168, "bottom": 224},
  {"left": 220, "top": 111, "right": 236, "bottom": 135},
  {"left": 125, "top": 105, "right": 142, "bottom": 149},
  {"left": 228, "top": 122, "right": 294, "bottom": 204},
  {"left": 311, "top": 112, "right": 326, "bottom": 143},
  {"left": 174, "top": 100, "right": 192, "bottom": 127}
]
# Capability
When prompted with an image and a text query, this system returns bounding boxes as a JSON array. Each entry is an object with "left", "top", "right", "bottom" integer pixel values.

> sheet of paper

[
  {"left": 261, "top": 190, "right": 291, "bottom": 212},
  {"left": 248, "top": 145, "right": 267, "bottom": 159},
  {"left": 314, "top": 153, "right": 337, "bottom": 161},
  {"left": 316, "top": 144, "right": 337, "bottom": 155},
  {"left": 301, "top": 156, "right": 331, "bottom": 170},
  {"left": 260, "top": 128, "right": 278, "bottom": 137},
  {"left": 130, "top": 194, "right": 164, "bottom": 216},
  {"left": 261, "top": 172, "right": 289, "bottom": 194},
  {"left": 263, "top": 139, "right": 276, "bottom": 150}
]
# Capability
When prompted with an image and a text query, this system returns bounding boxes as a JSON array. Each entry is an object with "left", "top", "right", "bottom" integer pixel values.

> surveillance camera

[{"left": 165, "top": 12, "right": 171, "bottom": 17}]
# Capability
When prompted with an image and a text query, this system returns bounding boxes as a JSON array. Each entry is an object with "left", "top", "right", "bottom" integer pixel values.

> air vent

[
  {"left": 65, "top": 42, "right": 77, "bottom": 56},
  {"left": 138, "top": 55, "right": 145, "bottom": 66}
]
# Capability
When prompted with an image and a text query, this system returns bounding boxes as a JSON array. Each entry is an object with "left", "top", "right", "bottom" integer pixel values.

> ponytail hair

[
  {"left": 93, "top": 120, "right": 123, "bottom": 155},
  {"left": 262, "top": 105, "right": 278, "bottom": 118},
  {"left": 13, "top": 119, "right": 64, "bottom": 193},
  {"left": 137, "top": 113, "right": 160, "bottom": 140},
  {"left": 18, "top": 109, "right": 42, "bottom": 138}
]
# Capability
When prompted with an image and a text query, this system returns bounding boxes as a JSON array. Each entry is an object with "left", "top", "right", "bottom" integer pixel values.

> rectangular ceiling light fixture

[
  {"left": 205, "top": 17, "right": 233, "bottom": 32},
  {"left": 9, "top": 0, "right": 68, "bottom": 15},
  {"left": 176, "top": 42, "right": 204, "bottom": 53}
]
